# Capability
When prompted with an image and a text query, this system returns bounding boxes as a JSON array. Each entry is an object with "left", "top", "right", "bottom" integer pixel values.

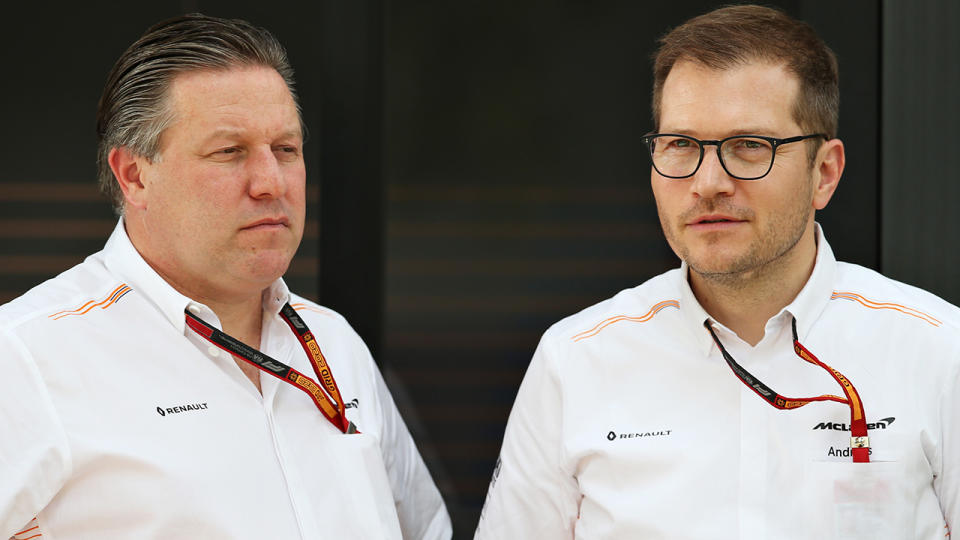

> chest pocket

[{"left": 791, "top": 460, "right": 911, "bottom": 540}]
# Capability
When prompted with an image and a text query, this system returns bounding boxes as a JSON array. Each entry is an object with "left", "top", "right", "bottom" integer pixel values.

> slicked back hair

[
  {"left": 96, "top": 13, "right": 301, "bottom": 214},
  {"left": 652, "top": 5, "right": 838, "bottom": 161}
]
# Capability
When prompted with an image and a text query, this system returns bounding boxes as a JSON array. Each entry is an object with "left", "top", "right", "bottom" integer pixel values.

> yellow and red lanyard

[
  {"left": 185, "top": 303, "right": 358, "bottom": 434},
  {"left": 705, "top": 318, "right": 869, "bottom": 463}
]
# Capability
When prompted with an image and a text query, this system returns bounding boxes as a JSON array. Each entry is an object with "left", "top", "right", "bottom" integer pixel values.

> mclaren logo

[{"left": 813, "top": 417, "right": 895, "bottom": 431}]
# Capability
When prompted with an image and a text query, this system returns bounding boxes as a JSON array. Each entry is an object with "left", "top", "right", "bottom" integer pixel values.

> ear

[
  {"left": 107, "top": 146, "right": 150, "bottom": 210},
  {"left": 812, "top": 139, "right": 844, "bottom": 210}
]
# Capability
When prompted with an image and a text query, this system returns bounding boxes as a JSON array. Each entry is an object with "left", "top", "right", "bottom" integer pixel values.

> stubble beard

[{"left": 661, "top": 184, "right": 814, "bottom": 292}]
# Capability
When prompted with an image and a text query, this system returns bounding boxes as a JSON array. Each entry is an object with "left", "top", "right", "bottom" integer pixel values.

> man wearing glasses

[{"left": 476, "top": 5, "right": 959, "bottom": 539}]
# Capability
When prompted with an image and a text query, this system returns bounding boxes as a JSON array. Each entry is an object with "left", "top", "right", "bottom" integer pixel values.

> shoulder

[
  {"left": 0, "top": 254, "right": 118, "bottom": 335},
  {"left": 831, "top": 262, "right": 960, "bottom": 332},
  {"left": 541, "top": 269, "right": 682, "bottom": 346}
]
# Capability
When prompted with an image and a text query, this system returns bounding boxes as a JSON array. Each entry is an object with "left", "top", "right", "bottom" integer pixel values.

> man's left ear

[{"left": 812, "top": 139, "right": 845, "bottom": 210}]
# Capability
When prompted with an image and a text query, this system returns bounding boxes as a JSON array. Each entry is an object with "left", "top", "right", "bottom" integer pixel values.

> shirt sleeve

[
  {"left": 0, "top": 328, "right": 71, "bottom": 538},
  {"left": 367, "top": 350, "right": 452, "bottom": 540},
  {"left": 935, "top": 345, "right": 960, "bottom": 535},
  {"left": 474, "top": 333, "right": 580, "bottom": 540}
]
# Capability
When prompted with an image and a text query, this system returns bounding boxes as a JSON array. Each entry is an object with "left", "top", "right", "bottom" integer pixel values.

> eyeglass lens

[{"left": 649, "top": 135, "right": 774, "bottom": 179}]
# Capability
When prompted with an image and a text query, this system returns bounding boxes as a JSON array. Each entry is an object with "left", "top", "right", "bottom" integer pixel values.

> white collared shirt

[
  {"left": 0, "top": 220, "right": 451, "bottom": 540},
  {"left": 475, "top": 227, "right": 960, "bottom": 540}
]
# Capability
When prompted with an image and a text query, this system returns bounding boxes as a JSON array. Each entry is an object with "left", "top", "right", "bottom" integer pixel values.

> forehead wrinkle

[{"left": 199, "top": 124, "right": 302, "bottom": 141}]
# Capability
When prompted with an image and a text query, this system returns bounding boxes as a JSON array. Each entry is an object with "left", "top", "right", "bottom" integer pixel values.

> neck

[
  {"left": 690, "top": 227, "right": 818, "bottom": 346},
  {"left": 203, "top": 295, "right": 265, "bottom": 349}
]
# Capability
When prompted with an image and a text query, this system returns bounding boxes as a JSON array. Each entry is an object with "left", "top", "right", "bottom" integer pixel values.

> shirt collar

[
  {"left": 781, "top": 223, "right": 836, "bottom": 342},
  {"left": 675, "top": 223, "right": 836, "bottom": 355},
  {"left": 101, "top": 218, "right": 292, "bottom": 333},
  {"left": 676, "top": 264, "right": 717, "bottom": 356}
]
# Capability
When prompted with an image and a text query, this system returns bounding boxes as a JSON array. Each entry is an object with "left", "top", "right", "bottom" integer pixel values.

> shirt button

[
  {"left": 207, "top": 345, "right": 220, "bottom": 358},
  {"left": 188, "top": 305, "right": 202, "bottom": 315}
]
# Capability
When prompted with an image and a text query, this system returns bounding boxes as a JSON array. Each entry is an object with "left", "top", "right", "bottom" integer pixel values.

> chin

[
  {"left": 684, "top": 250, "right": 749, "bottom": 276},
  {"left": 243, "top": 251, "right": 296, "bottom": 283}
]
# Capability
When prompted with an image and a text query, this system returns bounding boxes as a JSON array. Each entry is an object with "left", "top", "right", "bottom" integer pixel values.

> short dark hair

[
  {"left": 652, "top": 5, "right": 839, "bottom": 156},
  {"left": 96, "top": 13, "right": 301, "bottom": 214}
]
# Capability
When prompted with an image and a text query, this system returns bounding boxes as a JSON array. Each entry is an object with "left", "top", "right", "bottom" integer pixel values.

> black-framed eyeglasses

[{"left": 642, "top": 133, "right": 827, "bottom": 180}]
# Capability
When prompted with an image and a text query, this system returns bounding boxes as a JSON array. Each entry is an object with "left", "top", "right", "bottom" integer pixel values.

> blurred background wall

[{"left": 1, "top": 1, "right": 956, "bottom": 536}]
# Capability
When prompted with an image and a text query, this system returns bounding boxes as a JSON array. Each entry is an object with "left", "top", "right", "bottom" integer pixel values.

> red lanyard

[
  {"left": 185, "top": 303, "right": 358, "bottom": 434},
  {"left": 705, "top": 318, "right": 869, "bottom": 463}
]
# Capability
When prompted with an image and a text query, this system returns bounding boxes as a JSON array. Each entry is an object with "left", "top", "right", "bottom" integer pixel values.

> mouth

[
  {"left": 242, "top": 217, "right": 289, "bottom": 230},
  {"left": 689, "top": 214, "right": 743, "bottom": 225},
  {"left": 686, "top": 214, "right": 746, "bottom": 230}
]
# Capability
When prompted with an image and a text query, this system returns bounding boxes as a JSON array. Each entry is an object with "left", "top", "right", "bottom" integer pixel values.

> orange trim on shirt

[
  {"left": 48, "top": 284, "right": 133, "bottom": 321},
  {"left": 571, "top": 300, "right": 680, "bottom": 342},
  {"left": 830, "top": 291, "right": 942, "bottom": 327},
  {"left": 291, "top": 303, "right": 334, "bottom": 317},
  {"left": 13, "top": 517, "right": 42, "bottom": 539}
]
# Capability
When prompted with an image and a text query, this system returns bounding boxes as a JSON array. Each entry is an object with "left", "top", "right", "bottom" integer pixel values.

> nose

[
  {"left": 689, "top": 145, "right": 736, "bottom": 199},
  {"left": 247, "top": 147, "right": 286, "bottom": 200}
]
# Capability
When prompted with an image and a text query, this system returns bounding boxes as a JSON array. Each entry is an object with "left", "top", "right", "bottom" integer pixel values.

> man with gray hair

[{"left": 0, "top": 14, "right": 450, "bottom": 539}]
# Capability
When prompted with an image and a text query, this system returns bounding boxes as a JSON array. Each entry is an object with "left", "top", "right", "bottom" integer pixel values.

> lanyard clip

[{"left": 851, "top": 435, "right": 870, "bottom": 449}]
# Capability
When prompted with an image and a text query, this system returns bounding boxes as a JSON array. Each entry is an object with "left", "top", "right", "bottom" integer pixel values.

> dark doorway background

[{"left": 2, "top": 1, "right": 956, "bottom": 537}]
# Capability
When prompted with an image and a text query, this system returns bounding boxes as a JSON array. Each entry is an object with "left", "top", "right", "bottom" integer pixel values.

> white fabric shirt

[
  {"left": 0, "top": 220, "right": 451, "bottom": 540},
  {"left": 476, "top": 228, "right": 960, "bottom": 540}
]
